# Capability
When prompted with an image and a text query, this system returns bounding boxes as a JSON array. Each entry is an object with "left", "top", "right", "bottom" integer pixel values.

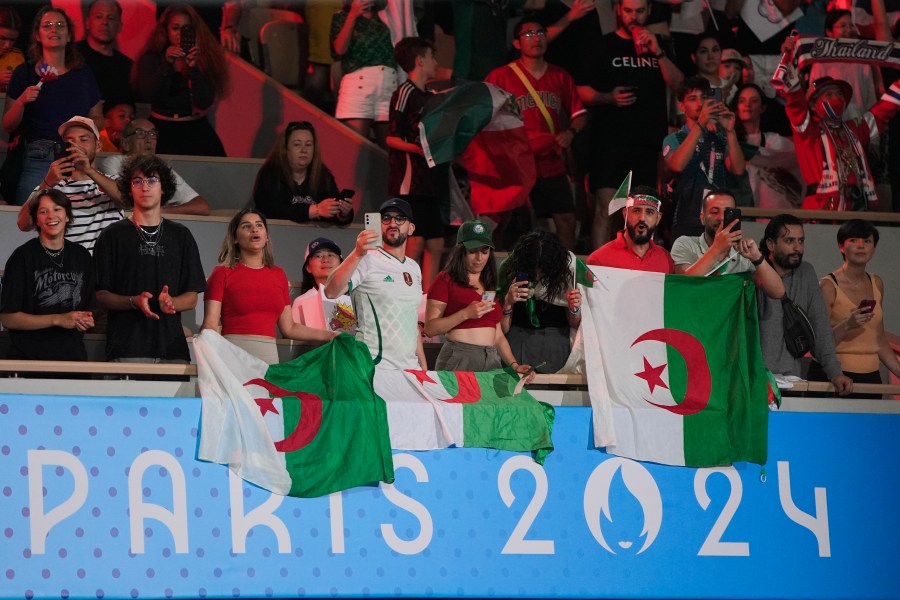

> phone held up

[
  {"left": 723, "top": 207, "right": 741, "bottom": 231},
  {"left": 180, "top": 24, "right": 195, "bottom": 54},
  {"left": 363, "top": 212, "right": 382, "bottom": 248}
]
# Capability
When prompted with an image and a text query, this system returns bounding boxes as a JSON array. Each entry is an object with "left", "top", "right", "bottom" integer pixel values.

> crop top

[{"left": 428, "top": 271, "right": 502, "bottom": 330}]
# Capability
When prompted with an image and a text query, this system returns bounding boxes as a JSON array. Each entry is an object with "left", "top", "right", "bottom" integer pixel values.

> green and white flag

[
  {"left": 196, "top": 330, "right": 394, "bottom": 498},
  {"left": 374, "top": 368, "right": 554, "bottom": 464},
  {"left": 581, "top": 267, "right": 769, "bottom": 467}
]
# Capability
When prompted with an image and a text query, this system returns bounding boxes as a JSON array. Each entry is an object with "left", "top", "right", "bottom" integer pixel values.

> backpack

[{"left": 781, "top": 295, "right": 815, "bottom": 358}]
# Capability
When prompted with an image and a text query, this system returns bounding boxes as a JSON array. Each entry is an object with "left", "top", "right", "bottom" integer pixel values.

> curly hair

[
  {"left": 443, "top": 244, "right": 497, "bottom": 291},
  {"left": 116, "top": 154, "right": 177, "bottom": 207},
  {"left": 29, "top": 6, "right": 83, "bottom": 69},
  {"left": 135, "top": 4, "right": 229, "bottom": 97},
  {"left": 262, "top": 121, "right": 333, "bottom": 197},
  {"left": 218, "top": 209, "right": 275, "bottom": 269},
  {"left": 499, "top": 231, "right": 571, "bottom": 303}
]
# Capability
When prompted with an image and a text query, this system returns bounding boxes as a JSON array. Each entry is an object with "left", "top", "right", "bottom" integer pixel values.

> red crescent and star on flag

[
  {"left": 244, "top": 379, "right": 324, "bottom": 453},
  {"left": 631, "top": 328, "right": 712, "bottom": 416}
]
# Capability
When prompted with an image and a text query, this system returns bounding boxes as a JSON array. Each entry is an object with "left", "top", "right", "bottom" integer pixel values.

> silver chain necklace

[
  {"left": 134, "top": 219, "right": 164, "bottom": 250},
  {"left": 40, "top": 242, "right": 64, "bottom": 269}
]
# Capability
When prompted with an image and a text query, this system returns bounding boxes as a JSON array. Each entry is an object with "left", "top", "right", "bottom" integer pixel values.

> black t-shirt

[
  {"left": 388, "top": 80, "right": 434, "bottom": 196},
  {"left": 0, "top": 238, "right": 94, "bottom": 360},
  {"left": 252, "top": 163, "right": 351, "bottom": 225},
  {"left": 576, "top": 32, "right": 669, "bottom": 149},
  {"left": 93, "top": 218, "right": 206, "bottom": 361},
  {"left": 75, "top": 40, "right": 135, "bottom": 104}
]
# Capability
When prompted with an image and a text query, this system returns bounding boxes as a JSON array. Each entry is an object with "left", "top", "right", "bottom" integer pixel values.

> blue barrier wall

[{"left": 1, "top": 394, "right": 898, "bottom": 599}]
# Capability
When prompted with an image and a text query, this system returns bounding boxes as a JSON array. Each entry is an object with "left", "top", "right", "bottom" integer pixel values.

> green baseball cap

[{"left": 457, "top": 220, "right": 494, "bottom": 250}]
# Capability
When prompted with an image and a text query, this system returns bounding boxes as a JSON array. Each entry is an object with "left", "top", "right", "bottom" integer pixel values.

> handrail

[
  {"left": 1, "top": 360, "right": 898, "bottom": 395},
  {"left": 741, "top": 206, "right": 900, "bottom": 224}
]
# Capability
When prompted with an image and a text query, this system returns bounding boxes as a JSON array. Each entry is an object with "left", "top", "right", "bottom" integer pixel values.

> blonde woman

[{"left": 201, "top": 209, "right": 335, "bottom": 364}]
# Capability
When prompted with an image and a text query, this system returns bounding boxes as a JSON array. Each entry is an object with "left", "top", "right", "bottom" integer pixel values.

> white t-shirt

[
  {"left": 99, "top": 154, "right": 199, "bottom": 207},
  {"left": 349, "top": 248, "right": 423, "bottom": 370}
]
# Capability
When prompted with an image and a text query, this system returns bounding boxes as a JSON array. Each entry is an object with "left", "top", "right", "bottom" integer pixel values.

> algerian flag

[
  {"left": 195, "top": 330, "right": 394, "bottom": 497},
  {"left": 607, "top": 170, "right": 632, "bottom": 215},
  {"left": 374, "top": 368, "right": 554, "bottom": 464},
  {"left": 581, "top": 267, "right": 769, "bottom": 467}
]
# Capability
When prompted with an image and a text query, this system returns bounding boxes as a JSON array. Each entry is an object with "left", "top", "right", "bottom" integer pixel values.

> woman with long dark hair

[
  {"left": 2, "top": 5, "right": 102, "bottom": 203},
  {"left": 252, "top": 120, "right": 353, "bottom": 224},
  {"left": 201, "top": 209, "right": 336, "bottom": 364},
  {"left": 727, "top": 83, "right": 802, "bottom": 208},
  {"left": 813, "top": 219, "right": 900, "bottom": 396},
  {"left": 498, "top": 230, "right": 583, "bottom": 374},
  {"left": 134, "top": 4, "right": 229, "bottom": 156},
  {"left": 425, "top": 220, "right": 530, "bottom": 373},
  {"left": 0, "top": 188, "right": 94, "bottom": 360}
]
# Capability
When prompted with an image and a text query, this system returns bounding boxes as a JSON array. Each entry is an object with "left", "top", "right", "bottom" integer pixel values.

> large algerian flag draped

[
  {"left": 196, "top": 331, "right": 555, "bottom": 497},
  {"left": 419, "top": 82, "right": 535, "bottom": 215},
  {"left": 581, "top": 267, "right": 769, "bottom": 467},
  {"left": 374, "top": 368, "right": 554, "bottom": 464},
  {"left": 195, "top": 330, "right": 394, "bottom": 498}
]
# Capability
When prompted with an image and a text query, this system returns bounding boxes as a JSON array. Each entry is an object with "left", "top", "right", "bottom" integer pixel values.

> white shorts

[{"left": 335, "top": 65, "right": 398, "bottom": 121}]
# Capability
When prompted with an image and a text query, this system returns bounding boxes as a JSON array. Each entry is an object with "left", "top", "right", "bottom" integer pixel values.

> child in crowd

[
  {"left": 386, "top": 36, "right": 443, "bottom": 291},
  {"left": 0, "top": 6, "right": 23, "bottom": 93}
]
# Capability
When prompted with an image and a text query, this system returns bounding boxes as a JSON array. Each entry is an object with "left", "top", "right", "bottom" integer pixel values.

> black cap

[
  {"left": 303, "top": 237, "right": 342, "bottom": 268},
  {"left": 379, "top": 197, "right": 414, "bottom": 221}
]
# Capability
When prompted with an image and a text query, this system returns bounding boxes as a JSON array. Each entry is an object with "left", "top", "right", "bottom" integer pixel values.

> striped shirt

[{"left": 52, "top": 177, "right": 125, "bottom": 254}]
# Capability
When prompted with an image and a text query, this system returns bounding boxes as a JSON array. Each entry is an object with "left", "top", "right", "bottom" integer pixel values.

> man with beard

[
  {"left": 17, "top": 116, "right": 124, "bottom": 254},
  {"left": 670, "top": 189, "right": 784, "bottom": 298},
  {"left": 325, "top": 198, "right": 426, "bottom": 371},
  {"left": 758, "top": 214, "right": 852, "bottom": 396},
  {"left": 585, "top": 186, "right": 674, "bottom": 273},
  {"left": 575, "top": 0, "right": 683, "bottom": 248}
]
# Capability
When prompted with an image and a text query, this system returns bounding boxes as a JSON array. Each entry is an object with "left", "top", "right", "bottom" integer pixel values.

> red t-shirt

[
  {"left": 205, "top": 264, "right": 291, "bottom": 337},
  {"left": 586, "top": 231, "right": 675, "bottom": 274},
  {"left": 484, "top": 61, "right": 587, "bottom": 178},
  {"left": 427, "top": 271, "right": 502, "bottom": 330}
]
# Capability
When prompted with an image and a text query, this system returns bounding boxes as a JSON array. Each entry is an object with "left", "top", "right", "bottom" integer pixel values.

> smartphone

[
  {"left": 703, "top": 87, "right": 723, "bottom": 103},
  {"left": 515, "top": 271, "right": 529, "bottom": 282},
  {"left": 180, "top": 24, "right": 195, "bottom": 54},
  {"left": 723, "top": 207, "right": 741, "bottom": 231},
  {"left": 52, "top": 141, "right": 73, "bottom": 177},
  {"left": 482, "top": 290, "right": 496, "bottom": 303},
  {"left": 858, "top": 299, "right": 877, "bottom": 314},
  {"left": 363, "top": 212, "right": 382, "bottom": 248},
  {"left": 338, "top": 189, "right": 355, "bottom": 201},
  {"left": 622, "top": 85, "right": 638, "bottom": 94}
]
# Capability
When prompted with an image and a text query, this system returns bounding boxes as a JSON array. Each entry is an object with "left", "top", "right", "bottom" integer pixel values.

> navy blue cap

[
  {"left": 303, "top": 237, "right": 342, "bottom": 268},
  {"left": 378, "top": 197, "right": 414, "bottom": 221}
]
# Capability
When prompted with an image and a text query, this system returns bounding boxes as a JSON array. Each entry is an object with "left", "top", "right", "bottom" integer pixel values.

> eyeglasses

[
  {"left": 380, "top": 214, "right": 409, "bottom": 225},
  {"left": 40, "top": 21, "right": 67, "bottom": 30},
  {"left": 127, "top": 128, "right": 159, "bottom": 139},
  {"left": 519, "top": 29, "right": 547, "bottom": 39},
  {"left": 131, "top": 176, "right": 160, "bottom": 188}
]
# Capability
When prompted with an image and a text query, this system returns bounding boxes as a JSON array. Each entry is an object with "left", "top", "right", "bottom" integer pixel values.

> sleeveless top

[{"left": 822, "top": 273, "right": 883, "bottom": 373}]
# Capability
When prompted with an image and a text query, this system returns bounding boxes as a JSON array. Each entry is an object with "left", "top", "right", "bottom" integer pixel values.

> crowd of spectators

[{"left": 0, "top": 0, "right": 898, "bottom": 398}]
